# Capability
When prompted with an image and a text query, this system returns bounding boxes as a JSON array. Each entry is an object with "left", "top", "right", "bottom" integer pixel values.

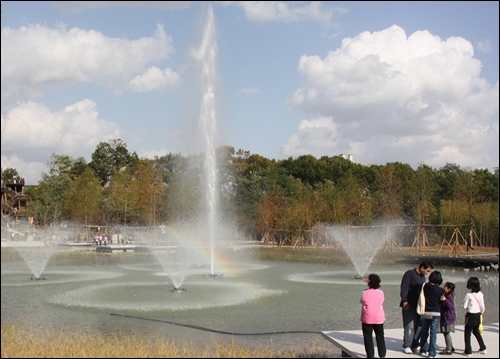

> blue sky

[{"left": 1, "top": 1, "right": 498, "bottom": 184}]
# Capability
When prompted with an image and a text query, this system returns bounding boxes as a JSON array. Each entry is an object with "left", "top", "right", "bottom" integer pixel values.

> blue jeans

[
  {"left": 419, "top": 315, "right": 440, "bottom": 357},
  {"left": 402, "top": 307, "right": 420, "bottom": 350}
]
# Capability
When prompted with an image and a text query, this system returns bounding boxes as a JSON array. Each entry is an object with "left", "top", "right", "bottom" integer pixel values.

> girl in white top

[{"left": 462, "top": 276, "right": 486, "bottom": 356}]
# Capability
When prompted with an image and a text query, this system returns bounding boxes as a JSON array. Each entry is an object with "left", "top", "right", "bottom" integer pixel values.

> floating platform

[
  {"left": 322, "top": 323, "right": 498, "bottom": 358},
  {"left": 58, "top": 243, "right": 93, "bottom": 247},
  {"left": 402, "top": 254, "right": 498, "bottom": 269},
  {"left": 95, "top": 245, "right": 137, "bottom": 253}
]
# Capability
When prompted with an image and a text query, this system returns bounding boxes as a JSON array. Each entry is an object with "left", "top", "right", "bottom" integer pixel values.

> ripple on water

[
  {"left": 286, "top": 270, "right": 404, "bottom": 285},
  {"left": 0, "top": 269, "right": 124, "bottom": 286},
  {"left": 50, "top": 280, "right": 286, "bottom": 311}
]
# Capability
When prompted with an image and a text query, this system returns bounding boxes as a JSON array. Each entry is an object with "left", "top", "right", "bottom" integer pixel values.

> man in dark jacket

[{"left": 400, "top": 261, "right": 433, "bottom": 354}]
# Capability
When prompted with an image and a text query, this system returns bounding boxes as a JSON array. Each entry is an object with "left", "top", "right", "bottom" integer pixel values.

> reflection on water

[{"left": 1, "top": 248, "right": 498, "bottom": 355}]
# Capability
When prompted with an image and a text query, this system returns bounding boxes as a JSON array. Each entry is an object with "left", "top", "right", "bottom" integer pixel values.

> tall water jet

[{"left": 194, "top": 5, "right": 219, "bottom": 276}]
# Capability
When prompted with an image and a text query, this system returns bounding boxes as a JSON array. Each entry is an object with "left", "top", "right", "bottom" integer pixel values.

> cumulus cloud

[
  {"left": 222, "top": 1, "right": 343, "bottom": 25},
  {"left": 241, "top": 87, "right": 260, "bottom": 95},
  {"left": 285, "top": 25, "right": 499, "bottom": 169},
  {"left": 128, "top": 66, "right": 180, "bottom": 92},
  {"left": 282, "top": 117, "right": 340, "bottom": 157},
  {"left": 53, "top": 1, "right": 191, "bottom": 12},
  {"left": 477, "top": 39, "right": 492, "bottom": 53},
  {"left": 1, "top": 99, "right": 120, "bottom": 183},
  {"left": 1, "top": 23, "right": 174, "bottom": 100}
]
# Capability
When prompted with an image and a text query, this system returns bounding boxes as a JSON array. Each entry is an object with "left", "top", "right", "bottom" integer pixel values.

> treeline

[{"left": 3, "top": 139, "right": 498, "bottom": 246}]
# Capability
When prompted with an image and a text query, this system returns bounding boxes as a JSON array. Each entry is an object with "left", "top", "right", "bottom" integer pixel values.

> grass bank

[{"left": 1, "top": 323, "right": 334, "bottom": 358}]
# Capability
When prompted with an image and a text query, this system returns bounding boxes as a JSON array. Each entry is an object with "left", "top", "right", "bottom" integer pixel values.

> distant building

[
  {"left": 339, "top": 154, "right": 353, "bottom": 162},
  {"left": 494, "top": 167, "right": 499, "bottom": 175},
  {"left": 1, "top": 176, "right": 30, "bottom": 218}
]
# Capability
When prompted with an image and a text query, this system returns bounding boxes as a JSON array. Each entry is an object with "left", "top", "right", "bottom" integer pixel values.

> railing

[{"left": 5, "top": 178, "right": 25, "bottom": 185}]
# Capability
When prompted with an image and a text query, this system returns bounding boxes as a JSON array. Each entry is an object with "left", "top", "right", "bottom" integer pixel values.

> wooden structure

[
  {"left": 383, "top": 224, "right": 402, "bottom": 252},
  {"left": 1, "top": 177, "right": 30, "bottom": 219},
  {"left": 412, "top": 225, "right": 430, "bottom": 249},
  {"left": 438, "top": 226, "right": 485, "bottom": 256}
]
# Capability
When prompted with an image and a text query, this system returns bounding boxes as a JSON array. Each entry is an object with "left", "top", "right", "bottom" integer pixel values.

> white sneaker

[
  {"left": 478, "top": 349, "right": 488, "bottom": 354},
  {"left": 403, "top": 347, "right": 413, "bottom": 354}
]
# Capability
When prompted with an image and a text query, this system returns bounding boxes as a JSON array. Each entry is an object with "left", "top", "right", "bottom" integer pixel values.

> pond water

[{"left": 1, "top": 246, "right": 498, "bottom": 355}]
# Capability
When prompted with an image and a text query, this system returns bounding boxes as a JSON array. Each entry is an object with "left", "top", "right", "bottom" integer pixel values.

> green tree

[
  {"left": 436, "top": 163, "right": 462, "bottom": 201},
  {"left": 89, "top": 140, "right": 139, "bottom": 186},
  {"left": 1, "top": 168, "right": 19, "bottom": 181},
  {"left": 69, "top": 157, "right": 89, "bottom": 180},
  {"left": 27, "top": 154, "right": 74, "bottom": 225},
  {"left": 154, "top": 153, "right": 188, "bottom": 184}
]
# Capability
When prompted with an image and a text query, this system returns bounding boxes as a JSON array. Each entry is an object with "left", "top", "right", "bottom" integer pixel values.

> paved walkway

[{"left": 322, "top": 323, "right": 498, "bottom": 358}]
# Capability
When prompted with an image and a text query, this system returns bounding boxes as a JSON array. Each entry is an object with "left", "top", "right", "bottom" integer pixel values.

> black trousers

[
  {"left": 464, "top": 313, "right": 486, "bottom": 354},
  {"left": 362, "top": 322, "right": 387, "bottom": 358}
]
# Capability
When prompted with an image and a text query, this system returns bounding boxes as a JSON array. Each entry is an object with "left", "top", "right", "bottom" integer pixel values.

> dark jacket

[
  {"left": 441, "top": 293, "right": 456, "bottom": 325},
  {"left": 424, "top": 283, "right": 444, "bottom": 313},
  {"left": 400, "top": 268, "right": 426, "bottom": 308}
]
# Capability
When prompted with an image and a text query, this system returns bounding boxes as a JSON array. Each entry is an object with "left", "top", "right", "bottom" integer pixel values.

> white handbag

[{"left": 417, "top": 283, "right": 426, "bottom": 315}]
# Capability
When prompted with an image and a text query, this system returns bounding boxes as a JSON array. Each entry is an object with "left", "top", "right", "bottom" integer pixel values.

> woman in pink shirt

[{"left": 361, "top": 273, "right": 387, "bottom": 358}]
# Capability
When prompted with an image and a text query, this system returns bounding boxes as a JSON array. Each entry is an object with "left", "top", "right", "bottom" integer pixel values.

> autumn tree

[
  {"left": 255, "top": 186, "right": 286, "bottom": 244},
  {"left": 335, "top": 171, "right": 373, "bottom": 225},
  {"left": 377, "top": 164, "right": 404, "bottom": 220},
  {"left": 105, "top": 168, "right": 139, "bottom": 226},
  {"left": 134, "top": 159, "right": 165, "bottom": 226},
  {"left": 64, "top": 167, "right": 103, "bottom": 229}
]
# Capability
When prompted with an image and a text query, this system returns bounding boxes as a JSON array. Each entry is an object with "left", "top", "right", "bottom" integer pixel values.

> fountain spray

[{"left": 195, "top": 5, "right": 220, "bottom": 277}]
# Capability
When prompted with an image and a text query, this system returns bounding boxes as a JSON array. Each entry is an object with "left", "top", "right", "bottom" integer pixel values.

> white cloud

[
  {"left": 1, "top": 99, "right": 120, "bottom": 183},
  {"left": 241, "top": 87, "right": 260, "bottom": 95},
  {"left": 282, "top": 116, "right": 340, "bottom": 157},
  {"left": 223, "top": 1, "right": 338, "bottom": 25},
  {"left": 1, "top": 23, "right": 174, "bottom": 100},
  {"left": 53, "top": 1, "right": 191, "bottom": 12},
  {"left": 286, "top": 25, "right": 499, "bottom": 169},
  {"left": 140, "top": 149, "right": 174, "bottom": 159},
  {"left": 128, "top": 66, "right": 180, "bottom": 92},
  {"left": 0, "top": 154, "right": 47, "bottom": 187},
  {"left": 477, "top": 39, "right": 492, "bottom": 53}
]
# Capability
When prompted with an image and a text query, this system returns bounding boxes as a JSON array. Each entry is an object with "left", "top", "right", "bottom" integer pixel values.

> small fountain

[
  {"left": 153, "top": 246, "right": 192, "bottom": 293},
  {"left": 319, "top": 223, "right": 388, "bottom": 278},
  {"left": 14, "top": 241, "right": 54, "bottom": 280},
  {"left": 169, "top": 287, "right": 188, "bottom": 293}
]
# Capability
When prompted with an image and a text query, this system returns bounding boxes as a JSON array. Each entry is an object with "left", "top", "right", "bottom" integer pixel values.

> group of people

[
  {"left": 93, "top": 234, "right": 109, "bottom": 246},
  {"left": 359, "top": 261, "right": 487, "bottom": 358}
]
